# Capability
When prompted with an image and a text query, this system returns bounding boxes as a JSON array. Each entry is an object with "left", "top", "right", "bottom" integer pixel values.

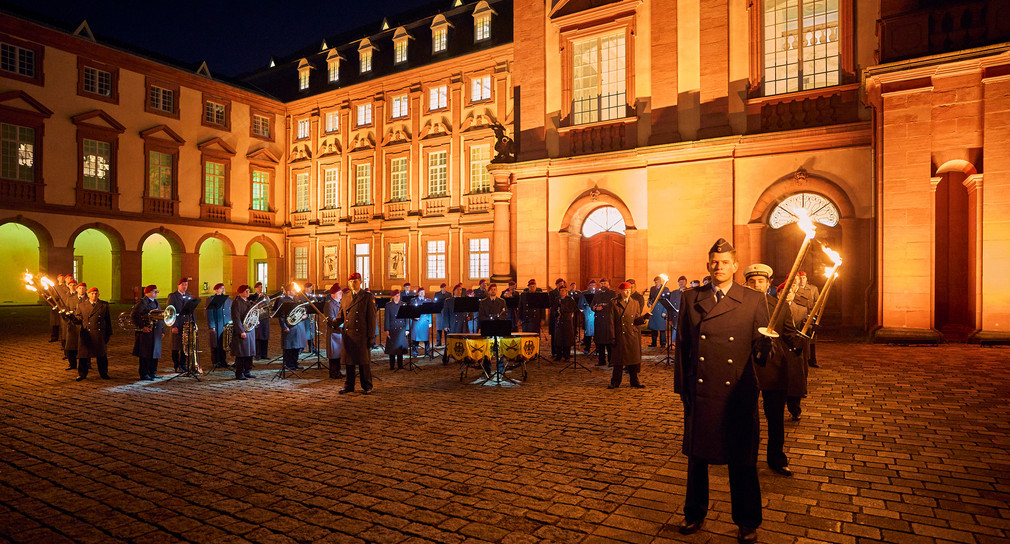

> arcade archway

[
  {"left": 0, "top": 222, "right": 41, "bottom": 304},
  {"left": 141, "top": 233, "right": 179, "bottom": 294},
  {"left": 68, "top": 224, "right": 123, "bottom": 302}
]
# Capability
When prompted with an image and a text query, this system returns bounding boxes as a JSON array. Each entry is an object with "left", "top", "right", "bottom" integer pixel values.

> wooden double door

[{"left": 581, "top": 232, "right": 625, "bottom": 284}]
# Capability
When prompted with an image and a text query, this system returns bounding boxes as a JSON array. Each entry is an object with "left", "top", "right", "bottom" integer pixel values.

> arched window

[
  {"left": 582, "top": 206, "right": 626, "bottom": 237},
  {"left": 769, "top": 193, "right": 839, "bottom": 229}
]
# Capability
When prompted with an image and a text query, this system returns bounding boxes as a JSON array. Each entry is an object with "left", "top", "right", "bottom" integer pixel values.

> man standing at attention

[
  {"left": 675, "top": 239, "right": 772, "bottom": 544},
  {"left": 339, "top": 273, "right": 377, "bottom": 394}
]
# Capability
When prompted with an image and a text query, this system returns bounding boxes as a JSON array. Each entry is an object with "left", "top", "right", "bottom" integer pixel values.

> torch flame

[
  {"left": 821, "top": 245, "right": 842, "bottom": 276},
  {"left": 659, "top": 273, "right": 669, "bottom": 283},
  {"left": 40, "top": 276, "right": 54, "bottom": 289},
  {"left": 792, "top": 207, "right": 817, "bottom": 240},
  {"left": 26, "top": 284, "right": 37, "bottom": 292},
  {"left": 23, "top": 270, "right": 33, "bottom": 283},
  {"left": 293, "top": 282, "right": 302, "bottom": 293}
]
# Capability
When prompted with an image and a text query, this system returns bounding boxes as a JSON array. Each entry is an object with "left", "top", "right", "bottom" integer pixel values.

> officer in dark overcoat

[
  {"left": 230, "top": 285, "right": 257, "bottom": 380},
  {"left": 519, "top": 280, "right": 545, "bottom": 333},
  {"left": 64, "top": 282, "right": 87, "bottom": 370},
  {"left": 548, "top": 278, "right": 564, "bottom": 359},
  {"left": 132, "top": 285, "right": 165, "bottom": 381},
  {"left": 75, "top": 287, "right": 112, "bottom": 380},
  {"left": 167, "top": 278, "right": 194, "bottom": 372},
  {"left": 674, "top": 239, "right": 772, "bottom": 544},
  {"left": 647, "top": 277, "right": 671, "bottom": 347},
  {"left": 591, "top": 278, "right": 617, "bottom": 366},
  {"left": 49, "top": 273, "right": 64, "bottom": 342},
  {"left": 434, "top": 283, "right": 451, "bottom": 346},
  {"left": 324, "top": 284, "right": 345, "bottom": 379},
  {"left": 556, "top": 283, "right": 578, "bottom": 360},
  {"left": 609, "top": 281, "right": 647, "bottom": 388},
  {"left": 206, "top": 283, "right": 232, "bottom": 368},
  {"left": 385, "top": 289, "right": 409, "bottom": 370},
  {"left": 339, "top": 273, "right": 377, "bottom": 394},
  {"left": 278, "top": 283, "right": 306, "bottom": 371}
]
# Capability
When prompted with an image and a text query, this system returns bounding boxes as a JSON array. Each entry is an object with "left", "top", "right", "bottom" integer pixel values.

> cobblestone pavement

[{"left": 1, "top": 306, "right": 1009, "bottom": 544}]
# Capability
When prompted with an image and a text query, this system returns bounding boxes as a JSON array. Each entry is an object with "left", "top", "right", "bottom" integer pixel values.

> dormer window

[
  {"left": 472, "top": 1, "right": 496, "bottom": 42},
  {"left": 394, "top": 40, "right": 407, "bottom": 64},
  {"left": 358, "top": 39, "right": 376, "bottom": 74},
  {"left": 325, "top": 49, "right": 343, "bottom": 83},
  {"left": 298, "top": 69, "right": 309, "bottom": 90},
  {"left": 430, "top": 14, "right": 453, "bottom": 54}
]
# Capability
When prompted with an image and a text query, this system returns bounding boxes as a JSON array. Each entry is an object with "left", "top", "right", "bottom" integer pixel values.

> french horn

[{"left": 286, "top": 302, "right": 309, "bottom": 326}]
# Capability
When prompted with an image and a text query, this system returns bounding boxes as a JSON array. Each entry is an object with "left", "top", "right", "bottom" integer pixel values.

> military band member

[
  {"left": 168, "top": 278, "right": 194, "bottom": 373},
  {"left": 448, "top": 284, "right": 469, "bottom": 334},
  {"left": 61, "top": 276, "right": 78, "bottom": 366},
  {"left": 323, "top": 284, "right": 345, "bottom": 379},
  {"left": 206, "top": 283, "right": 232, "bottom": 369},
  {"left": 302, "top": 283, "right": 318, "bottom": 354},
  {"left": 230, "top": 285, "right": 256, "bottom": 380},
  {"left": 501, "top": 280, "right": 519, "bottom": 331},
  {"left": 578, "top": 280, "right": 597, "bottom": 354},
  {"left": 74, "top": 287, "right": 112, "bottom": 381},
  {"left": 647, "top": 276, "right": 672, "bottom": 347},
  {"left": 477, "top": 283, "right": 508, "bottom": 324},
  {"left": 628, "top": 279, "right": 646, "bottom": 309},
  {"left": 745, "top": 264, "right": 806, "bottom": 477},
  {"left": 556, "top": 283, "right": 577, "bottom": 361},
  {"left": 549, "top": 278, "right": 565, "bottom": 360},
  {"left": 609, "top": 282, "right": 648, "bottom": 388},
  {"left": 49, "top": 273, "right": 64, "bottom": 342},
  {"left": 434, "top": 283, "right": 451, "bottom": 346},
  {"left": 675, "top": 239, "right": 772, "bottom": 544},
  {"left": 385, "top": 289, "right": 409, "bottom": 370},
  {"left": 64, "top": 282, "right": 87, "bottom": 370},
  {"left": 409, "top": 287, "right": 432, "bottom": 356},
  {"left": 592, "top": 278, "right": 617, "bottom": 366},
  {"left": 252, "top": 282, "right": 270, "bottom": 360},
  {"left": 132, "top": 285, "right": 165, "bottom": 381},
  {"left": 339, "top": 273, "right": 377, "bottom": 394},
  {"left": 794, "top": 271, "right": 820, "bottom": 367},
  {"left": 279, "top": 283, "right": 306, "bottom": 371},
  {"left": 519, "top": 279, "right": 544, "bottom": 334}
]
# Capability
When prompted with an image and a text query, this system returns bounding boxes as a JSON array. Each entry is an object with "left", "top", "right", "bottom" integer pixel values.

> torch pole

[
  {"left": 759, "top": 235, "right": 813, "bottom": 338},
  {"left": 801, "top": 270, "right": 839, "bottom": 336}
]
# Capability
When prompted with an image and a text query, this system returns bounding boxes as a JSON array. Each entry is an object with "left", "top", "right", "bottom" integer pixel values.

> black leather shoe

[
  {"left": 75, "top": 376, "right": 86, "bottom": 381},
  {"left": 770, "top": 465, "right": 792, "bottom": 477},
  {"left": 631, "top": 384, "right": 646, "bottom": 389},
  {"left": 244, "top": 373, "right": 255, "bottom": 379},
  {"left": 338, "top": 388, "right": 352, "bottom": 394},
  {"left": 809, "top": 363, "right": 820, "bottom": 368},
  {"left": 737, "top": 526, "right": 758, "bottom": 543},
  {"left": 790, "top": 414, "right": 801, "bottom": 421},
  {"left": 236, "top": 375, "right": 247, "bottom": 380},
  {"left": 100, "top": 375, "right": 110, "bottom": 380},
  {"left": 607, "top": 384, "right": 618, "bottom": 389},
  {"left": 679, "top": 519, "right": 704, "bottom": 535},
  {"left": 362, "top": 389, "right": 372, "bottom": 395}
]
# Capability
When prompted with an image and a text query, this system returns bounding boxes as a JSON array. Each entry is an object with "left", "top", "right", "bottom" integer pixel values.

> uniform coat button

[
  {"left": 729, "top": 336, "right": 734, "bottom": 341},
  {"left": 728, "top": 359, "right": 733, "bottom": 364},
  {"left": 698, "top": 378, "right": 704, "bottom": 383},
  {"left": 700, "top": 335, "right": 707, "bottom": 340},
  {"left": 699, "top": 356, "right": 705, "bottom": 362},
  {"left": 725, "top": 381, "right": 731, "bottom": 386}
]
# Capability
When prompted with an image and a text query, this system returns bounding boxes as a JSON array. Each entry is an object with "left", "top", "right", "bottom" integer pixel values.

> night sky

[{"left": 2, "top": 0, "right": 439, "bottom": 77}]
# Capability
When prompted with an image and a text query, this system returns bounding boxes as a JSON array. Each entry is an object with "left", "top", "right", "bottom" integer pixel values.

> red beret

[
  {"left": 254, "top": 282, "right": 263, "bottom": 288},
  {"left": 237, "top": 284, "right": 251, "bottom": 293},
  {"left": 213, "top": 283, "right": 225, "bottom": 290},
  {"left": 527, "top": 279, "right": 536, "bottom": 285},
  {"left": 453, "top": 283, "right": 463, "bottom": 290},
  {"left": 390, "top": 289, "right": 401, "bottom": 297},
  {"left": 556, "top": 278, "right": 565, "bottom": 285},
  {"left": 440, "top": 282, "right": 447, "bottom": 288},
  {"left": 329, "top": 283, "right": 341, "bottom": 294},
  {"left": 87, "top": 287, "right": 99, "bottom": 293},
  {"left": 76, "top": 282, "right": 87, "bottom": 289},
  {"left": 144, "top": 285, "right": 158, "bottom": 294},
  {"left": 178, "top": 278, "right": 189, "bottom": 285},
  {"left": 348, "top": 272, "right": 362, "bottom": 281},
  {"left": 797, "top": 271, "right": 807, "bottom": 277},
  {"left": 618, "top": 282, "right": 632, "bottom": 290},
  {"left": 66, "top": 277, "right": 76, "bottom": 283}
]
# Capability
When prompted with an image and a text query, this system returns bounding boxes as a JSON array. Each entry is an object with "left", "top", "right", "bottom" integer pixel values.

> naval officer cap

[
  {"left": 743, "top": 263, "right": 773, "bottom": 279},
  {"left": 709, "top": 238, "right": 735, "bottom": 253}
]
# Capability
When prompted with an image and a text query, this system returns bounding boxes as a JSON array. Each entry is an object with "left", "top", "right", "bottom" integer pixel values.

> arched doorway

[
  {"left": 0, "top": 222, "right": 41, "bottom": 304},
  {"left": 248, "top": 241, "right": 269, "bottom": 289},
  {"left": 198, "top": 237, "right": 227, "bottom": 296},
  {"left": 934, "top": 172, "right": 972, "bottom": 335},
  {"left": 580, "top": 206, "right": 626, "bottom": 284},
  {"left": 73, "top": 229, "right": 114, "bottom": 299},
  {"left": 142, "top": 233, "right": 178, "bottom": 293},
  {"left": 766, "top": 192, "right": 841, "bottom": 323}
]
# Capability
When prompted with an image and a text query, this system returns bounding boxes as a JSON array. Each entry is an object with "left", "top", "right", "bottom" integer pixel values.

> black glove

[{"left": 633, "top": 314, "right": 649, "bottom": 326}]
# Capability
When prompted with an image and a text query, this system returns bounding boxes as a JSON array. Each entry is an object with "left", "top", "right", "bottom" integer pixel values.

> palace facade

[{"left": 1, "top": 0, "right": 1008, "bottom": 342}]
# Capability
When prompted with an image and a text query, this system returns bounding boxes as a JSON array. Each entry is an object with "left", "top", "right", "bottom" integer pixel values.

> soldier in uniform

[
  {"left": 794, "top": 271, "right": 820, "bottom": 367},
  {"left": 674, "top": 239, "right": 773, "bottom": 544},
  {"left": 478, "top": 283, "right": 508, "bottom": 323},
  {"left": 647, "top": 276, "right": 671, "bottom": 347},
  {"left": 74, "top": 286, "right": 112, "bottom": 381},
  {"left": 609, "top": 281, "right": 648, "bottom": 388},
  {"left": 132, "top": 285, "right": 165, "bottom": 381},
  {"left": 252, "top": 282, "right": 271, "bottom": 360},
  {"left": 578, "top": 279, "right": 597, "bottom": 354},
  {"left": 206, "top": 283, "right": 232, "bottom": 369},
  {"left": 548, "top": 279, "right": 566, "bottom": 360},
  {"left": 410, "top": 287, "right": 432, "bottom": 356},
  {"left": 49, "top": 273, "right": 64, "bottom": 342},
  {"left": 592, "top": 278, "right": 617, "bottom": 366},
  {"left": 384, "top": 289, "right": 409, "bottom": 370},
  {"left": 339, "top": 273, "right": 377, "bottom": 394},
  {"left": 519, "top": 279, "right": 544, "bottom": 334},
  {"left": 230, "top": 285, "right": 256, "bottom": 380},
  {"left": 303, "top": 283, "right": 318, "bottom": 354},
  {"left": 556, "top": 283, "right": 578, "bottom": 361},
  {"left": 434, "top": 283, "right": 451, "bottom": 347},
  {"left": 167, "top": 278, "right": 194, "bottom": 372},
  {"left": 324, "top": 284, "right": 345, "bottom": 379},
  {"left": 279, "top": 283, "right": 306, "bottom": 371},
  {"left": 60, "top": 276, "right": 78, "bottom": 367},
  {"left": 64, "top": 281, "right": 87, "bottom": 371},
  {"left": 745, "top": 264, "right": 807, "bottom": 477}
]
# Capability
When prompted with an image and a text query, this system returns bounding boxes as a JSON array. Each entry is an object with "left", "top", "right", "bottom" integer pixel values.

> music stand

[
  {"left": 522, "top": 292, "right": 551, "bottom": 365},
  {"left": 167, "top": 297, "right": 203, "bottom": 381},
  {"left": 396, "top": 303, "right": 423, "bottom": 372},
  {"left": 479, "top": 320, "right": 517, "bottom": 385},
  {"left": 656, "top": 297, "right": 677, "bottom": 365},
  {"left": 559, "top": 302, "right": 591, "bottom": 374},
  {"left": 300, "top": 299, "right": 329, "bottom": 371},
  {"left": 420, "top": 300, "right": 444, "bottom": 361},
  {"left": 453, "top": 296, "right": 479, "bottom": 333},
  {"left": 373, "top": 296, "right": 391, "bottom": 350},
  {"left": 272, "top": 302, "right": 304, "bottom": 380}
]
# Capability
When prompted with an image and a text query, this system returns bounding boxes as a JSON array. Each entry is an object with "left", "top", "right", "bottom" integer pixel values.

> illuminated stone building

[{"left": 1, "top": 0, "right": 1008, "bottom": 342}]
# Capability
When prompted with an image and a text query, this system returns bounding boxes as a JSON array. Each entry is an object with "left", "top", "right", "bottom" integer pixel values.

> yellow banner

[{"left": 446, "top": 336, "right": 539, "bottom": 362}]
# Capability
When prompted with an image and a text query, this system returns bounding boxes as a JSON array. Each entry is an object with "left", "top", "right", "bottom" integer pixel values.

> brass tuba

[
  {"left": 150, "top": 305, "right": 177, "bottom": 326},
  {"left": 286, "top": 302, "right": 309, "bottom": 326},
  {"left": 181, "top": 321, "right": 203, "bottom": 374},
  {"left": 118, "top": 311, "right": 137, "bottom": 332},
  {"left": 222, "top": 322, "right": 234, "bottom": 349}
]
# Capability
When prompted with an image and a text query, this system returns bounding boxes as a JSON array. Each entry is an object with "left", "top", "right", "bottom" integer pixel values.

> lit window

[
  {"left": 323, "top": 167, "right": 339, "bottom": 209},
  {"left": 1, "top": 123, "right": 34, "bottom": 182},
  {"left": 295, "top": 172, "right": 309, "bottom": 211},
  {"left": 356, "top": 103, "right": 372, "bottom": 126},
  {"left": 391, "top": 94, "right": 408, "bottom": 118},
  {"left": 252, "top": 114, "right": 271, "bottom": 138},
  {"left": 298, "top": 70, "right": 309, "bottom": 90},
  {"left": 427, "top": 151, "right": 447, "bottom": 197},
  {"left": 763, "top": 0, "right": 840, "bottom": 96},
  {"left": 149, "top": 85, "right": 174, "bottom": 113},
  {"left": 474, "top": 16, "right": 491, "bottom": 41},
  {"left": 469, "top": 145, "right": 491, "bottom": 193},
  {"left": 204, "top": 101, "right": 226, "bottom": 126},
  {"left": 294, "top": 246, "right": 308, "bottom": 279},
  {"left": 325, "top": 111, "right": 340, "bottom": 133},
  {"left": 83, "top": 66, "right": 112, "bottom": 96},
  {"left": 768, "top": 193, "right": 839, "bottom": 228},
  {"left": 147, "top": 151, "right": 173, "bottom": 199},
  {"left": 204, "top": 161, "right": 225, "bottom": 205},
  {"left": 252, "top": 170, "right": 270, "bottom": 211},
  {"left": 394, "top": 40, "right": 408, "bottom": 64},
  {"left": 433, "top": 27, "right": 448, "bottom": 53},
  {"left": 581, "top": 207, "right": 626, "bottom": 237},
  {"left": 429, "top": 85, "right": 447, "bottom": 110},
  {"left": 82, "top": 139, "right": 111, "bottom": 191},
  {"left": 572, "top": 31, "right": 626, "bottom": 125},
  {"left": 355, "top": 163, "right": 371, "bottom": 205},
  {"left": 328, "top": 60, "right": 339, "bottom": 82},
  {"left": 427, "top": 240, "right": 446, "bottom": 279},
  {"left": 390, "top": 157, "right": 408, "bottom": 201},
  {"left": 471, "top": 75, "right": 491, "bottom": 102},
  {"left": 468, "top": 238, "right": 490, "bottom": 279},
  {"left": 0, "top": 42, "right": 34, "bottom": 77},
  {"left": 354, "top": 243, "right": 370, "bottom": 287},
  {"left": 297, "top": 119, "right": 310, "bottom": 139},
  {"left": 360, "top": 49, "right": 372, "bottom": 73}
]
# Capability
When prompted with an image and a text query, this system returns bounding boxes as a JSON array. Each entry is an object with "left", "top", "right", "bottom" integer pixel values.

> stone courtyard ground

[{"left": 0, "top": 306, "right": 1008, "bottom": 544}]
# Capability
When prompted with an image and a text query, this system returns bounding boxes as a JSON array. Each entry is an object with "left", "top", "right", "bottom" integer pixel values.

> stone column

[
  {"left": 490, "top": 170, "right": 513, "bottom": 283},
  {"left": 120, "top": 250, "right": 143, "bottom": 303},
  {"left": 231, "top": 254, "right": 248, "bottom": 292},
  {"left": 747, "top": 222, "right": 767, "bottom": 267},
  {"left": 180, "top": 252, "right": 200, "bottom": 290}
]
